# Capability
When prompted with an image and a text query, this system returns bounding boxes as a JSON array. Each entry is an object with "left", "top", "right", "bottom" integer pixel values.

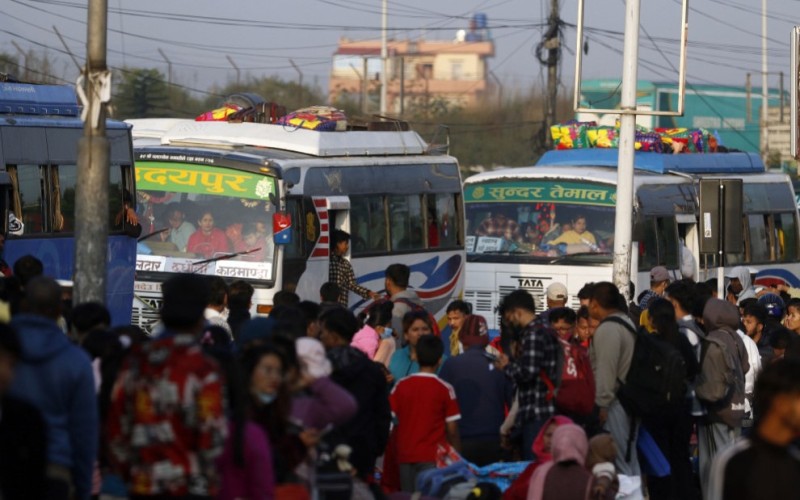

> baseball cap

[
  {"left": 758, "top": 293, "right": 785, "bottom": 319},
  {"left": 546, "top": 282, "right": 568, "bottom": 301},
  {"left": 650, "top": 266, "right": 670, "bottom": 282}
]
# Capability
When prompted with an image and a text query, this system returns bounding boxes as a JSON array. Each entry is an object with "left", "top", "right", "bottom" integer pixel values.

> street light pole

[
  {"left": 761, "top": 0, "right": 769, "bottom": 163},
  {"left": 612, "top": 0, "right": 642, "bottom": 300},
  {"left": 380, "top": 0, "right": 388, "bottom": 114}
]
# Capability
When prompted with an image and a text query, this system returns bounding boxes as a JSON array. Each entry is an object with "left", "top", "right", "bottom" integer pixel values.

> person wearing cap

[
  {"left": 537, "top": 282, "right": 568, "bottom": 325},
  {"left": 637, "top": 266, "right": 672, "bottom": 314},
  {"left": 440, "top": 314, "right": 512, "bottom": 466},
  {"left": 726, "top": 266, "right": 757, "bottom": 306}
]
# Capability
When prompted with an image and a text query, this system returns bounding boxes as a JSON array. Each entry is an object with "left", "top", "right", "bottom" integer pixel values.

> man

[
  {"left": 385, "top": 263, "right": 423, "bottom": 335},
  {"left": 440, "top": 314, "right": 513, "bottom": 466},
  {"left": 161, "top": 205, "right": 195, "bottom": 252},
  {"left": 726, "top": 266, "right": 756, "bottom": 305},
  {"left": 205, "top": 276, "right": 232, "bottom": 338},
  {"left": 707, "top": 358, "right": 800, "bottom": 500},
  {"left": 545, "top": 282, "right": 568, "bottom": 310},
  {"left": 444, "top": 300, "right": 470, "bottom": 356},
  {"left": 329, "top": 229, "right": 378, "bottom": 307},
  {"left": 742, "top": 302, "right": 771, "bottom": 364},
  {"left": 0, "top": 322, "right": 47, "bottom": 500},
  {"left": 638, "top": 266, "right": 672, "bottom": 313},
  {"left": 226, "top": 279, "right": 254, "bottom": 339},
  {"left": 108, "top": 274, "right": 227, "bottom": 499},
  {"left": 493, "top": 289, "right": 559, "bottom": 460},
  {"left": 8, "top": 277, "right": 97, "bottom": 500},
  {"left": 697, "top": 298, "right": 750, "bottom": 494},
  {"left": 587, "top": 281, "right": 639, "bottom": 475}
]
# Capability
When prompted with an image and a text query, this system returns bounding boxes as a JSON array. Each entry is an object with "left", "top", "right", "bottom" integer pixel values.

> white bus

[
  {"left": 127, "top": 118, "right": 465, "bottom": 332},
  {"left": 464, "top": 149, "right": 800, "bottom": 330}
]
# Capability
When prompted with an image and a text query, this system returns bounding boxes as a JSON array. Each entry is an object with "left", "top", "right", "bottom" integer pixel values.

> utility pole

[
  {"left": 490, "top": 70, "right": 503, "bottom": 108},
  {"left": 350, "top": 63, "right": 367, "bottom": 114},
  {"left": 761, "top": 0, "right": 769, "bottom": 162},
  {"left": 611, "top": 0, "right": 642, "bottom": 301},
  {"left": 746, "top": 73, "right": 752, "bottom": 123},
  {"left": 380, "top": 0, "right": 388, "bottom": 114},
  {"left": 289, "top": 59, "right": 304, "bottom": 104},
  {"left": 399, "top": 56, "right": 405, "bottom": 116},
  {"left": 226, "top": 55, "right": 241, "bottom": 86},
  {"left": 157, "top": 48, "right": 172, "bottom": 101},
  {"left": 74, "top": 0, "right": 110, "bottom": 305},
  {"left": 544, "top": 0, "right": 560, "bottom": 149}
]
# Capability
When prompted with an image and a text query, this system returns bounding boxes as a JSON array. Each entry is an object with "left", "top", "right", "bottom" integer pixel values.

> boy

[{"left": 390, "top": 334, "right": 462, "bottom": 492}]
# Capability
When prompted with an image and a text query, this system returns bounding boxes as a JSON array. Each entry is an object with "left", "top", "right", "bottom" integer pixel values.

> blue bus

[{"left": 0, "top": 82, "right": 138, "bottom": 325}]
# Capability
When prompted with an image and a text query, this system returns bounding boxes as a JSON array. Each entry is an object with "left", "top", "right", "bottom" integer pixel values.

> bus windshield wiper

[
  {"left": 548, "top": 251, "right": 611, "bottom": 264},
  {"left": 137, "top": 227, "right": 169, "bottom": 242},
  {"left": 193, "top": 247, "right": 261, "bottom": 267}
]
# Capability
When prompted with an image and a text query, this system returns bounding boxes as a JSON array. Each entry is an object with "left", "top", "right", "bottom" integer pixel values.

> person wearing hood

[
  {"left": 440, "top": 314, "right": 513, "bottom": 466},
  {"left": 697, "top": 298, "right": 750, "bottom": 495},
  {"left": 527, "top": 423, "right": 594, "bottom": 500},
  {"left": 319, "top": 307, "right": 391, "bottom": 490},
  {"left": 726, "top": 266, "right": 756, "bottom": 305},
  {"left": 502, "top": 415, "right": 573, "bottom": 500},
  {"left": 8, "top": 276, "right": 97, "bottom": 500}
]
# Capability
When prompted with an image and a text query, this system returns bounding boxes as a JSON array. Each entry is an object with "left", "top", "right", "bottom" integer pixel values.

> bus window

[
  {"left": 748, "top": 214, "right": 770, "bottom": 263},
  {"left": 656, "top": 216, "right": 679, "bottom": 269},
  {"left": 427, "top": 193, "right": 459, "bottom": 249},
  {"left": 389, "top": 195, "right": 424, "bottom": 251},
  {"left": 284, "top": 197, "right": 311, "bottom": 260},
  {"left": 51, "top": 164, "right": 76, "bottom": 232},
  {"left": 774, "top": 212, "right": 798, "bottom": 261},
  {"left": 9, "top": 165, "right": 45, "bottom": 234},
  {"left": 351, "top": 195, "right": 387, "bottom": 255},
  {"left": 637, "top": 218, "right": 658, "bottom": 271}
]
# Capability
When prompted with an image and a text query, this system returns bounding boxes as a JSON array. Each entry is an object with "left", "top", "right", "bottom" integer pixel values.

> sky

[{"left": 1, "top": 0, "right": 799, "bottom": 102}]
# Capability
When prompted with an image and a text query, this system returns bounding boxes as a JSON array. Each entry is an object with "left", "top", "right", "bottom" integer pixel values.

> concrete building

[{"left": 328, "top": 28, "right": 495, "bottom": 115}]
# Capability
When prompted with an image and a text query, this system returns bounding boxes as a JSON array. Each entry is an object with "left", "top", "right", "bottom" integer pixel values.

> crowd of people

[{"left": 2, "top": 244, "right": 800, "bottom": 500}]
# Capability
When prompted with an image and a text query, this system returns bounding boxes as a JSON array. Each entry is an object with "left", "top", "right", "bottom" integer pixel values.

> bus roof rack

[
  {"left": 128, "top": 118, "right": 430, "bottom": 157},
  {"left": 535, "top": 149, "right": 765, "bottom": 174},
  {"left": 0, "top": 82, "right": 80, "bottom": 116}
]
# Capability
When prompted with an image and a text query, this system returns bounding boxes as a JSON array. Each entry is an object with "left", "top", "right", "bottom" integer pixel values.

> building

[
  {"left": 328, "top": 17, "right": 495, "bottom": 115},
  {"left": 575, "top": 79, "right": 784, "bottom": 155}
]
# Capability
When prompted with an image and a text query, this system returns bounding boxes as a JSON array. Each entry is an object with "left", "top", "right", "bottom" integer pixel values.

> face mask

[{"left": 256, "top": 392, "right": 277, "bottom": 405}]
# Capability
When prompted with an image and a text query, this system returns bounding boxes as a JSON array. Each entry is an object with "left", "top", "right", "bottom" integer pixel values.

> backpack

[
  {"left": 542, "top": 334, "right": 596, "bottom": 416},
  {"left": 604, "top": 316, "right": 688, "bottom": 419},
  {"left": 416, "top": 461, "right": 475, "bottom": 497},
  {"left": 366, "top": 296, "right": 442, "bottom": 337},
  {"left": 695, "top": 329, "right": 741, "bottom": 405}
]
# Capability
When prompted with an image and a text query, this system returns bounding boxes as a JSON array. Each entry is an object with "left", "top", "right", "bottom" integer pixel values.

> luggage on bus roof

[{"left": 535, "top": 149, "right": 765, "bottom": 175}]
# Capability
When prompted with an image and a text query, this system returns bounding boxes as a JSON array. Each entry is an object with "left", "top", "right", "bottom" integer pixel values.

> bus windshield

[
  {"left": 464, "top": 180, "right": 616, "bottom": 262},
  {"left": 135, "top": 161, "right": 278, "bottom": 281}
]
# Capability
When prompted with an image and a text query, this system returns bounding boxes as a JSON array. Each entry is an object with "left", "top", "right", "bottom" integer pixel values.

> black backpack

[{"left": 604, "top": 316, "right": 688, "bottom": 419}]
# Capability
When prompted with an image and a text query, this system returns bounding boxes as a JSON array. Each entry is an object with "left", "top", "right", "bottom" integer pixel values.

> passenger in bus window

[
  {"left": 427, "top": 207, "right": 440, "bottom": 248},
  {"left": 160, "top": 206, "right": 195, "bottom": 252},
  {"left": 235, "top": 223, "right": 269, "bottom": 262},
  {"left": 187, "top": 210, "right": 230, "bottom": 258},
  {"left": 547, "top": 215, "right": 597, "bottom": 247}
]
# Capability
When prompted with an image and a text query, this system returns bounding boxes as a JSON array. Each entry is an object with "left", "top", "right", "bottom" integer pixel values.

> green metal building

[{"left": 576, "top": 79, "right": 784, "bottom": 154}]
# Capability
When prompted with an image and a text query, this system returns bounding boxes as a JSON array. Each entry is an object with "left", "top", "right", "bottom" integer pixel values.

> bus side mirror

[{"left": 273, "top": 212, "right": 292, "bottom": 245}]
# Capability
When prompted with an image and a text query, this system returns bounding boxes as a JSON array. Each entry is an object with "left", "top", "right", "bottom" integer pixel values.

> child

[{"left": 389, "top": 334, "right": 462, "bottom": 492}]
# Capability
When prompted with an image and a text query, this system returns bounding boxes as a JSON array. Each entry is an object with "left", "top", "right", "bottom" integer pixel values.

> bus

[
  {"left": 127, "top": 117, "right": 465, "bottom": 332},
  {"left": 0, "top": 82, "right": 138, "bottom": 325},
  {"left": 463, "top": 148, "right": 800, "bottom": 330}
]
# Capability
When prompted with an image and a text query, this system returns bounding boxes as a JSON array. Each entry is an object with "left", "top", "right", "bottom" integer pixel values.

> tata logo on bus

[{"left": 517, "top": 277, "right": 544, "bottom": 288}]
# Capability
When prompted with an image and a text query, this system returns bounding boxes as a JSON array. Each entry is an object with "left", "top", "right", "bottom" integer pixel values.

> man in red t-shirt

[{"left": 389, "top": 334, "right": 461, "bottom": 492}]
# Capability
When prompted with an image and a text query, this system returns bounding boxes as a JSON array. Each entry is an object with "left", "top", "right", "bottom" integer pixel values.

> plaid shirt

[
  {"left": 330, "top": 254, "right": 371, "bottom": 306},
  {"left": 504, "top": 317, "right": 559, "bottom": 423}
]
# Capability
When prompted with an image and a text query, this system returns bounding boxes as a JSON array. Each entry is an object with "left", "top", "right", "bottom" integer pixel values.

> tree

[
  {"left": 112, "top": 68, "right": 172, "bottom": 119},
  {"left": 203, "top": 76, "right": 326, "bottom": 114}
]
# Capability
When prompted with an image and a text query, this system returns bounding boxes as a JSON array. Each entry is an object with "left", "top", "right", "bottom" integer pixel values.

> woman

[
  {"left": 352, "top": 300, "right": 396, "bottom": 365},
  {"left": 241, "top": 343, "right": 309, "bottom": 494},
  {"left": 209, "top": 347, "right": 275, "bottom": 500},
  {"left": 527, "top": 424, "right": 594, "bottom": 500},
  {"left": 503, "top": 415, "right": 573, "bottom": 500},
  {"left": 187, "top": 210, "right": 230, "bottom": 258},
  {"left": 388, "top": 310, "right": 433, "bottom": 383},
  {"left": 643, "top": 299, "right": 699, "bottom": 500}
]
